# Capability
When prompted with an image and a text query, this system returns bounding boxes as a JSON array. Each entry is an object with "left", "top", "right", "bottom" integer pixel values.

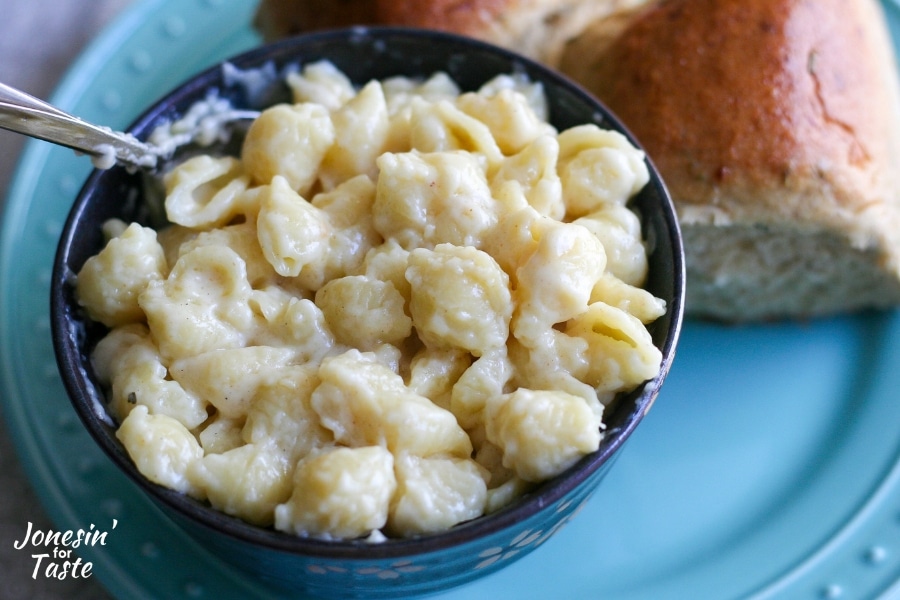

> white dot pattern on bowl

[
  {"left": 306, "top": 564, "right": 348, "bottom": 575},
  {"left": 296, "top": 497, "right": 595, "bottom": 587},
  {"left": 355, "top": 562, "right": 425, "bottom": 580}
]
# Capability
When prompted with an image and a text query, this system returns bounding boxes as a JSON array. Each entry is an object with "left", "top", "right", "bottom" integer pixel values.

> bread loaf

[
  {"left": 253, "top": 0, "right": 648, "bottom": 67},
  {"left": 560, "top": 0, "right": 900, "bottom": 320}
]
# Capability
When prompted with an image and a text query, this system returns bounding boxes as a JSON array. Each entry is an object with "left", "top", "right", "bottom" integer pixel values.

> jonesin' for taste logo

[{"left": 12, "top": 519, "right": 117, "bottom": 580}]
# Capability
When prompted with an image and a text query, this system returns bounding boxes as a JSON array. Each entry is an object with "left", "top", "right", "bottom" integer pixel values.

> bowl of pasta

[{"left": 51, "top": 27, "right": 684, "bottom": 598}]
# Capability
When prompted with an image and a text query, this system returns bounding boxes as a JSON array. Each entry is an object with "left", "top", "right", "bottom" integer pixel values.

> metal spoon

[{"left": 0, "top": 82, "right": 258, "bottom": 171}]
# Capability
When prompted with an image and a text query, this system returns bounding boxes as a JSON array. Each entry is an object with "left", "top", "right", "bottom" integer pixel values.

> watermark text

[{"left": 12, "top": 519, "right": 117, "bottom": 580}]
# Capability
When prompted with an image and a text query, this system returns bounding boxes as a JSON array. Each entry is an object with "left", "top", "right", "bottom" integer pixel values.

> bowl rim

[{"left": 51, "top": 25, "right": 685, "bottom": 560}]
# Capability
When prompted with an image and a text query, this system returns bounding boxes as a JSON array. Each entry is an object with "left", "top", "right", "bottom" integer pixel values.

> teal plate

[{"left": 2, "top": 0, "right": 900, "bottom": 598}]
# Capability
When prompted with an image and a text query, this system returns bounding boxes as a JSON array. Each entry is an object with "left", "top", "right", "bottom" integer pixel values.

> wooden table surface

[{"left": 0, "top": 2, "right": 132, "bottom": 598}]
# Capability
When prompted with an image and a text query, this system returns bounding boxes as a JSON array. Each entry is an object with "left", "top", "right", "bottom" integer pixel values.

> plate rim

[{"left": 3, "top": 0, "right": 900, "bottom": 598}]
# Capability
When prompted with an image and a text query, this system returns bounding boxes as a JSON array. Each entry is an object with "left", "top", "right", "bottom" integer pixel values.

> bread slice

[
  {"left": 560, "top": 0, "right": 900, "bottom": 320},
  {"left": 253, "top": 0, "right": 649, "bottom": 67}
]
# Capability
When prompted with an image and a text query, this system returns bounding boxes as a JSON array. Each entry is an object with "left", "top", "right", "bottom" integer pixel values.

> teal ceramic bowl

[{"left": 51, "top": 27, "right": 684, "bottom": 599}]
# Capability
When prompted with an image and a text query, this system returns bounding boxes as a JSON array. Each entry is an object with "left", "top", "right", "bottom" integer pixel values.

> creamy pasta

[{"left": 75, "top": 61, "right": 666, "bottom": 541}]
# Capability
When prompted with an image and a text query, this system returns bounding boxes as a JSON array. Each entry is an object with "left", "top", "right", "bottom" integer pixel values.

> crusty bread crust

[
  {"left": 561, "top": 0, "right": 900, "bottom": 225},
  {"left": 561, "top": 0, "right": 900, "bottom": 319}
]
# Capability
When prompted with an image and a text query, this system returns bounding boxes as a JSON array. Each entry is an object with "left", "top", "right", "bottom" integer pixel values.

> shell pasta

[{"left": 75, "top": 61, "right": 665, "bottom": 540}]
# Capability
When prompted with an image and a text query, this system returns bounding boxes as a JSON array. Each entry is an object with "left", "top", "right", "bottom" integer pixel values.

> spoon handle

[
  {"left": 0, "top": 81, "right": 71, "bottom": 118},
  {"left": 0, "top": 82, "right": 159, "bottom": 169}
]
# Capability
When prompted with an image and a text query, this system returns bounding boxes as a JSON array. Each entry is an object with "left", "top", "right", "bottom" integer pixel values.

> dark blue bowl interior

[{"left": 51, "top": 26, "right": 684, "bottom": 575}]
